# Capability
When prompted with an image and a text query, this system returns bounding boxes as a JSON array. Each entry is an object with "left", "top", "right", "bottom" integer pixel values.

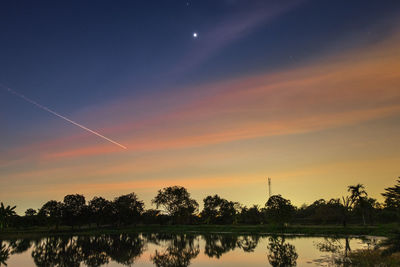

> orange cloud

[{"left": 31, "top": 31, "right": 400, "bottom": 161}]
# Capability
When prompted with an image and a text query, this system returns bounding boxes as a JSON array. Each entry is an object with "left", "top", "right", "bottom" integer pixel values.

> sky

[{"left": 0, "top": 0, "right": 400, "bottom": 214}]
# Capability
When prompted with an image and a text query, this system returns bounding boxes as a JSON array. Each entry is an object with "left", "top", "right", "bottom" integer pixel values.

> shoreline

[{"left": 0, "top": 224, "right": 396, "bottom": 239}]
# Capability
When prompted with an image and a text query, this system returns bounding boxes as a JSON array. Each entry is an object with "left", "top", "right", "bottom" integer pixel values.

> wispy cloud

[{"left": 167, "top": 0, "right": 305, "bottom": 77}]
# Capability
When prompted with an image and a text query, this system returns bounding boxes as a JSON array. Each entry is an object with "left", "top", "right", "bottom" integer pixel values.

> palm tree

[
  {"left": 0, "top": 202, "right": 16, "bottom": 230},
  {"left": 348, "top": 184, "right": 368, "bottom": 225}
]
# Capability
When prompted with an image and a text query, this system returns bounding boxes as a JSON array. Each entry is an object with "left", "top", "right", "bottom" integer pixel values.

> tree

[
  {"left": 240, "top": 205, "right": 264, "bottom": 224},
  {"left": 340, "top": 196, "right": 352, "bottom": 228},
  {"left": 63, "top": 194, "right": 86, "bottom": 229},
  {"left": 113, "top": 193, "right": 144, "bottom": 226},
  {"left": 0, "top": 202, "right": 16, "bottom": 230},
  {"left": 201, "top": 195, "right": 238, "bottom": 224},
  {"left": 25, "top": 208, "right": 37, "bottom": 217},
  {"left": 152, "top": 186, "right": 199, "bottom": 224},
  {"left": 265, "top": 195, "right": 295, "bottom": 226},
  {"left": 39, "top": 200, "right": 63, "bottom": 229},
  {"left": 88, "top": 196, "right": 113, "bottom": 227},
  {"left": 382, "top": 177, "right": 400, "bottom": 221},
  {"left": 348, "top": 184, "right": 368, "bottom": 225}
]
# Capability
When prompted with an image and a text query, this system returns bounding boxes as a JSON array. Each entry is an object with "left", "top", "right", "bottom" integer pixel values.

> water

[{"left": 0, "top": 233, "right": 383, "bottom": 266}]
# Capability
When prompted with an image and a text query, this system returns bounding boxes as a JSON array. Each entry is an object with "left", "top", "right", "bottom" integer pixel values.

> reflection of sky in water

[{"left": 4, "top": 235, "right": 384, "bottom": 267}]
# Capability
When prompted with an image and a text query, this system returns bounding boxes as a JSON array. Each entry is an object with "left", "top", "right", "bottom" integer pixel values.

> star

[{"left": 193, "top": 32, "right": 198, "bottom": 38}]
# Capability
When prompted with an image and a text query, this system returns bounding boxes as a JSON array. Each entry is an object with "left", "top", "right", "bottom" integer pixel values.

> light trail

[{"left": 1, "top": 85, "right": 127, "bottom": 149}]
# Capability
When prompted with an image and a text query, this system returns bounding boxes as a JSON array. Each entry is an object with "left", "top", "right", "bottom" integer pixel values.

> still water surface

[{"left": 1, "top": 233, "right": 383, "bottom": 266}]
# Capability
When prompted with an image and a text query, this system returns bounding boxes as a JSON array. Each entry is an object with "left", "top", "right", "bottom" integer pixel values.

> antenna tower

[{"left": 268, "top": 177, "right": 272, "bottom": 198}]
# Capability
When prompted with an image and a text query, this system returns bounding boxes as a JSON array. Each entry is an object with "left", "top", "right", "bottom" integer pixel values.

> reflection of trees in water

[
  {"left": 237, "top": 235, "right": 260, "bottom": 252},
  {"left": 32, "top": 237, "right": 83, "bottom": 267},
  {"left": 315, "top": 237, "right": 343, "bottom": 254},
  {"left": 149, "top": 234, "right": 200, "bottom": 267},
  {"left": 78, "top": 235, "right": 111, "bottom": 267},
  {"left": 267, "top": 236, "right": 298, "bottom": 267},
  {"left": 8, "top": 239, "right": 32, "bottom": 255},
  {"left": 1, "top": 239, "right": 32, "bottom": 266},
  {"left": 203, "top": 234, "right": 237, "bottom": 258},
  {"left": 0, "top": 241, "right": 11, "bottom": 266},
  {"left": 2, "top": 234, "right": 305, "bottom": 266},
  {"left": 203, "top": 234, "right": 260, "bottom": 258},
  {"left": 107, "top": 234, "right": 145, "bottom": 266},
  {"left": 313, "top": 237, "right": 353, "bottom": 266},
  {"left": 31, "top": 234, "right": 145, "bottom": 267}
]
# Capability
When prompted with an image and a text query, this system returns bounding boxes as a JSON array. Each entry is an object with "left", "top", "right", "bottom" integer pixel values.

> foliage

[
  {"left": 88, "top": 196, "right": 114, "bottom": 226},
  {"left": 201, "top": 195, "right": 239, "bottom": 224},
  {"left": 152, "top": 186, "right": 199, "bottom": 224},
  {"left": 265, "top": 195, "right": 295, "bottom": 226},
  {"left": 382, "top": 177, "right": 400, "bottom": 221},
  {"left": 63, "top": 194, "right": 86, "bottom": 228},
  {"left": 239, "top": 205, "right": 265, "bottom": 224},
  {"left": 24, "top": 208, "right": 37, "bottom": 217},
  {"left": 382, "top": 178, "right": 400, "bottom": 209},
  {"left": 38, "top": 200, "right": 63, "bottom": 229},
  {"left": 4, "top": 178, "right": 400, "bottom": 230},
  {"left": 348, "top": 184, "right": 368, "bottom": 225},
  {"left": 0, "top": 203, "right": 16, "bottom": 230},
  {"left": 113, "top": 193, "right": 144, "bottom": 226}
]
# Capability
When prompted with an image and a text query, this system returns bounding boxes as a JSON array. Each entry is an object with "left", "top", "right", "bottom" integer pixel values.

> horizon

[{"left": 1, "top": 0, "right": 400, "bottom": 215}]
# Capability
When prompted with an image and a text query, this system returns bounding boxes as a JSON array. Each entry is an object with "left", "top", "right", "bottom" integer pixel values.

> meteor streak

[{"left": 2, "top": 85, "right": 127, "bottom": 149}]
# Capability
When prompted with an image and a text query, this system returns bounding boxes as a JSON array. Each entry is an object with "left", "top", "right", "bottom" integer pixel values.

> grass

[
  {"left": 0, "top": 223, "right": 397, "bottom": 239},
  {"left": 347, "top": 250, "right": 400, "bottom": 266}
]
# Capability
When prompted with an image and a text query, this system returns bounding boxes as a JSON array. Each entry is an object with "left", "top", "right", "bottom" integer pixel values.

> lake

[{"left": 0, "top": 233, "right": 383, "bottom": 266}]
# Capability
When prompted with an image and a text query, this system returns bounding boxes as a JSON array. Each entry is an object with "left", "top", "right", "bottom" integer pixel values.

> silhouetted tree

[
  {"left": 340, "top": 196, "right": 352, "bottom": 227},
  {"left": 240, "top": 205, "right": 264, "bottom": 224},
  {"left": 201, "top": 195, "right": 238, "bottom": 224},
  {"left": 142, "top": 209, "right": 163, "bottom": 224},
  {"left": 354, "top": 197, "right": 379, "bottom": 225},
  {"left": 152, "top": 186, "right": 198, "bottom": 224},
  {"left": 39, "top": 200, "right": 63, "bottom": 229},
  {"left": 265, "top": 195, "right": 295, "bottom": 226},
  {"left": 382, "top": 177, "right": 400, "bottom": 221},
  {"left": 298, "top": 199, "right": 343, "bottom": 224},
  {"left": 0, "top": 203, "right": 16, "bottom": 230},
  {"left": 348, "top": 184, "right": 368, "bottom": 225},
  {"left": 113, "top": 193, "right": 144, "bottom": 226},
  {"left": 63, "top": 194, "right": 86, "bottom": 229},
  {"left": 25, "top": 208, "right": 37, "bottom": 217},
  {"left": 88, "top": 197, "right": 114, "bottom": 227}
]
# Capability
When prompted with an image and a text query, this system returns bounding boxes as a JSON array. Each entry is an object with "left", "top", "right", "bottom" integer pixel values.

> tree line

[{"left": 1, "top": 177, "right": 400, "bottom": 230}]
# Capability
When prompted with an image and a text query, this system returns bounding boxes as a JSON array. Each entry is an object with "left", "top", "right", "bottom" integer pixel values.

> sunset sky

[{"left": 1, "top": 0, "right": 400, "bottom": 214}]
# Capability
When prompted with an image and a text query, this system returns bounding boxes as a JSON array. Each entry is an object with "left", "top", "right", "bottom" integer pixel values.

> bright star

[{"left": 193, "top": 32, "right": 198, "bottom": 38}]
